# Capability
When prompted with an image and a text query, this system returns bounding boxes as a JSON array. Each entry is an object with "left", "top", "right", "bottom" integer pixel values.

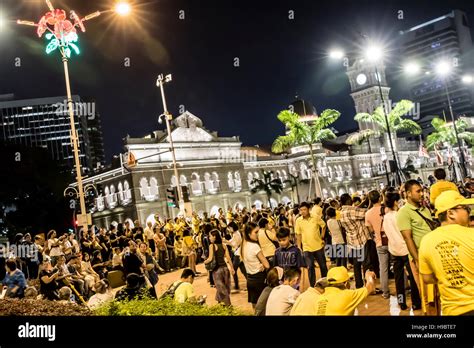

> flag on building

[
  {"left": 418, "top": 143, "right": 430, "bottom": 158},
  {"left": 434, "top": 147, "right": 443, "bottom": 165}
]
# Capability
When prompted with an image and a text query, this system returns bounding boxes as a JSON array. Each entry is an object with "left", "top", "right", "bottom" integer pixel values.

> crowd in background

[{"left": 1, "top": 168, "right": 473, "bottom": 316}]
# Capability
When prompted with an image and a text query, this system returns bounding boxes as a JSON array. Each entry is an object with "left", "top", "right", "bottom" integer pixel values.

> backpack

[{"left": 159, "top": 281, "right": 183, "bottom": 300}]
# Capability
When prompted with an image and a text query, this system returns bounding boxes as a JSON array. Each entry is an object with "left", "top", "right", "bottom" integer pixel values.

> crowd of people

[{"left": 1, "top": 168, "right": 473, "bottom": 316}]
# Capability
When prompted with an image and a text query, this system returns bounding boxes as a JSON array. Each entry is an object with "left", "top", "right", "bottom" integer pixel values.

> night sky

[{"left": 1, "top": 0, "right": 474, "bottom": 162}]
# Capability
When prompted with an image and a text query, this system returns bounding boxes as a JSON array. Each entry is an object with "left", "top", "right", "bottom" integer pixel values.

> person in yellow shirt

[
  {"left": 171, "top": 269, "right": 205, "bottom": 304},
  {"left": 419, "top": 190, "right": 474, "bottom": 315},
  {"left": 295, "top": 202, "right": 327, "bottom": 287},
  {"left": 257, "top": 218, "right": 278, "bottom": 264},
  {"left": 310, "top": 198, "right": 323, "bottom": 218},
  {"left": 310, "top": 267, "right": 376, "bottom": 316},
  {"left": 429, "top": 168, "right": 459, "bottom": 205},
  {"left": 191, "top": 212, "right": 201, "bottom": 235},
  {"left": 226, "top": 207, "right": 233, "bottom": 224}
]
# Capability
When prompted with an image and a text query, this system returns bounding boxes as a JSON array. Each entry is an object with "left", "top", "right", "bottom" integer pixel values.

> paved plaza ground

[{"left": 153, "top": 262, "right": 423, "bottom": 316}]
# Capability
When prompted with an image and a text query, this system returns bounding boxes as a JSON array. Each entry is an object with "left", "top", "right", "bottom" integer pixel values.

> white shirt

[
  {"left": 144, "top": 227, "right": 154, "bottom": 240},
  {"left": 224, "top": 231, "right": 242, "bottom": 253},
  {"left": 242, "top": 241, "right": 264, "bottom": 275},
  {"left": 265, "top": 284, "right": 300, "bottom": 316},
  {"left": 48, "top": 238, "right": 63, "bottom": 257},
  {"left": 327, "top": 219, "right": 345, "bottom": 245},
  {"left": 382, "top": 211, "right": 409, "bottom": 256},
  {"left": 87, "top": 292, "right": 114, "bottom": 310}
]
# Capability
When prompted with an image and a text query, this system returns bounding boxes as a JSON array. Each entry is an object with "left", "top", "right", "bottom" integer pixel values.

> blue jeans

[
  {"left": 376, "top": 245, "right": 390, "bottom": 296},
  {"left": 304, "top": 247, "right": 328, "bottom": 287}
]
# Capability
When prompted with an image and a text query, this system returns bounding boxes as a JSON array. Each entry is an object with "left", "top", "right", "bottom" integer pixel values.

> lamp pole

[
  {"left": 442, "top": 79, "right": 468, "bottom": 178},
  {"left": 157, "top": 74, "right": 185, "bottom": 214},
  {"left": 17, "top": 1, "right": 106, "bottom": 235},
  {"left": 373, "top": 64, "right": 401, "bottom": 186}
]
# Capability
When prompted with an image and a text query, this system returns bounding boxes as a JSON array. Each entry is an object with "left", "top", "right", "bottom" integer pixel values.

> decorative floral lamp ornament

[{"left": 17, "top": 0, "right": 100, "bottom": 58}]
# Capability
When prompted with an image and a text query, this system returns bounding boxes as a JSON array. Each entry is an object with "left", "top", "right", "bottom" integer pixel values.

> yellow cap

[
  {"left": 327, "top": 266, "right": 354, "bottom": 285},
  {"left": 435, "top": 190, "right": 474, "bottom": 217}
]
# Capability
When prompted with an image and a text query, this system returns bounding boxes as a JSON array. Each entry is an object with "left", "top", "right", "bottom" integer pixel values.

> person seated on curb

[
  {"left": 88, "top": 280, "right": 114, "bottom": 310},
  {"left": 312, "top": 266, "right": 376, "bottom": 316},
  {"left": 290, "top": 278, "right": 326, "bottom": 316},
  {"left": 265, "top": 267, "right": 301, "bottom": 316},
  {"left": 254, "top": 267, "right": 282, "bottom": 316},
  {"left": 419, "top": 190, "right": 474, "bottom": 316},
  {"left": 168, "top": 268, "right": 205, "bottom": 304},
  {"left": 115, "top": 273, "right": 152, "bottom": 301}
]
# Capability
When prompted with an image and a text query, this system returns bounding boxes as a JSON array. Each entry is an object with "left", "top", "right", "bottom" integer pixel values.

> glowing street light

[
  {"left": 115, "top": 2, "right": 131, "bottom": 16},
  {"left": 404, "top": 62, "right": 421, "bottom": 75},
  {"left": 329, "top": 49, "right": 344, "bottom": 60},
  {"left": 435, "top": 60, "right": 452, "bottom": 76},
  {"left": 462, "top": 75, "right": 473, "bottom": 84},
  {"left": 365, "top": 45, "right": 383, "bottom": 62}
]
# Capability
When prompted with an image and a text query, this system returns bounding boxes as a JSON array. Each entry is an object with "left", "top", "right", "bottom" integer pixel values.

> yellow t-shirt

[
  {"left": 419, "top": 224, "right": 474, "bottom": 315},
  {"left": 313, "top": 287, "right": 368, "bottom": 316},
  {"left": 311, "top": 205, "right": 322, "bottom": 218},
  {"left": 257, "top": 229, "right": 277, "bottom": 258},
  {"left": 173, "top": 281, "right": 195, "bottom": 303},
  {"left": 191, "top": 217, "right": 200, "bottom": 234},
  {"left": 295, "top": 216, "right": 325, "bottom": 252},
  {"left": 430, "top": 180, "right": 459, "bottom": 205},
  {"left": 290, "top": 287, "right": 322, "bottom": 315}
]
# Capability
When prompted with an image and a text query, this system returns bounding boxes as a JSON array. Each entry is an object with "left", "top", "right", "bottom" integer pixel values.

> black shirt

[
  {"left": 39, "top": 269, "right": 59, "bottom": 300},
  {"left": 122, "top": 252, "right": 143, "bottom": 275}
]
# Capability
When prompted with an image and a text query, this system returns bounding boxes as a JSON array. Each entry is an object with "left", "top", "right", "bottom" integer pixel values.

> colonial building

[{"left": 72, "top": 107, "right": 439, "bottom": 228}]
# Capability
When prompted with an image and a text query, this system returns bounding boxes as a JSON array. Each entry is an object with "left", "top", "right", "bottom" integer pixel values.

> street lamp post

[
  {"left": 157, "top": 74, "right": 185, "bottom": 215},
  {"left": 442, "top": 79, "right": 468, "bottom": 177},
  {"left": 17, "top": 0, "right": 130, "bottom": 234},
  {"left": 373, "top": 63, "right": 402, "bottom": 185}
]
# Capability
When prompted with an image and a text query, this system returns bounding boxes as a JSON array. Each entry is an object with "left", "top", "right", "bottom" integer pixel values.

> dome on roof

[{"left": 290, "top": 97, "right": 317, "bottom": 117}]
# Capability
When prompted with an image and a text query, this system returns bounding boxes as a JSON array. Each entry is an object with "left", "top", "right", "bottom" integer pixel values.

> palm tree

[
  {"left": 426, "top": 117, "right": 474, "bottom": 150},
  {"left": 272, "top": 109, "right": 341, "bottom": 197},
  {"left": 346, "top": 99, "right": 421, "bottom": 146},
  {"left": 250, "top": 170, "right": 283, "bottom": 208}
]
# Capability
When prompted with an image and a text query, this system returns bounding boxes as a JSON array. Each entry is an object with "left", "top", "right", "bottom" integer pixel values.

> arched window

[
  {"left": 300, "top": 163, "right": 309, "bottom": 180},
  {"left": 234, "top": 171, "right": 242, "bottom": 192},
  {"left": 139, "top": 177, "right": 150, "bottom": 200},
  {"left": 281, "top": 170, "right": 288, "bottom": 181},
  {"left": 247, "top": 172, "right": 254, "bottom": 188},
  {"left": 228, "top": 172, "right": 235, "bottom": 191},
  {"left": 253, "top": 200, "right": 263, "bottom": 210},
  {"left": 123, "top": 180, "right": 132, "bottom": 202},
  {"left": 149, "top": 177, "right": 158, "bottom": 199},
  {"left": 336, "top": 165, "right": 343, "bottom": 181},
  {"left": 212, "top": 172, "right": 219, "bottom": 192},
  {"left": 109, "top": 185, "right": 117, "bottom": 208},
  {"left": 345, "top": 164, "right": 352, "bottom": 178},
  {"left": 170, "top": 175, "right": 178, "bottom": 187},
  {"left": 180, "top": 175, "right": 187, "bottom": 186},
  {"left": 322, "top": 188, "right": 329, "bottom": 199},
  {"left": 338, "top": 187, "right": 345, "bottom": 196},
  {"left": 191, "top": 173, "right": 202, "bottom": 195},
  {"left": 289, "top": 165, "right": 297, "bottom": 176},
  {"left": 204, "top": 172, "right": 213, "bottom": 193},
  {"left": 327, "top": 166, "right": 333, "bottom": 181},
  {"left": 118, "top": 182, "right": 124, "bottom": 203}
]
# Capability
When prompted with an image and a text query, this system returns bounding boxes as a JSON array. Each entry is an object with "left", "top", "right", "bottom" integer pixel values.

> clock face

[{"left": 356, "top": 73, "right": 367, "bottom": 85}]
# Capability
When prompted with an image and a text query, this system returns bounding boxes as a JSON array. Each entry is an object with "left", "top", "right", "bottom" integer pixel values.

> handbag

[
  {"left": 415, "top": 209, "right": 440, "bottom": 231},
  {"left": 205, "top": 245, "right": 217, "bottom": 271}
]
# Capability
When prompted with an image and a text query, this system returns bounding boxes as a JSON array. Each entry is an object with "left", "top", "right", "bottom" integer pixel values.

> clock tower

[{"left": 346, "top": 58, "right": 390, "bottom": 131}]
